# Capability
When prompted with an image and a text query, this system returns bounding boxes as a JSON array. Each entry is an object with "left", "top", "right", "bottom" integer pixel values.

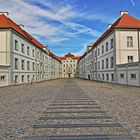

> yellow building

[{"left": 60, "top": 53, "right": 80, "bottom": 78}]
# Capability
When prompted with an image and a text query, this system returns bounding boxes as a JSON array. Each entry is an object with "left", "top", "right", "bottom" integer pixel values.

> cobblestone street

[{"left": 0, "top": 79, "right": 140, "bottom": 140}]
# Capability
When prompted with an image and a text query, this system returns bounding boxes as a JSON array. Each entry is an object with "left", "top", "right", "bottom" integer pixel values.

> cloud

[
  {"left": 130, "top": 0, "right": 136, "bottom": 6},
  {"left": 0, "top": 0, "right": 107, "bottom": 55},
  {"left": 63, "top": 22, "right": 101, "bottom": 37},
  {"left": 73, "top": 39, "right": 94, "bottom": 56}
]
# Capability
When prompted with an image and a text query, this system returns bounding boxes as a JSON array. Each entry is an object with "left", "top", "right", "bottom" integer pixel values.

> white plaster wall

[{"left": 116, "top": 30, "right": 139, "bottom": 64}]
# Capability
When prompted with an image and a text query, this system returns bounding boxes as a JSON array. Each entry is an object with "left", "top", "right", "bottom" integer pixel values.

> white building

[
  {"left": 0, "top": 12, "right": 61, "bottom": 87},
  {"left": 61, "top": 53, "right": 80, "bottom": 78},
  {"left": 77, "top": 11, "right": 140, "bottom": 86}
]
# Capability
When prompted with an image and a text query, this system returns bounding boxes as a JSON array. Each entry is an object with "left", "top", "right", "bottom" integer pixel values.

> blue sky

[{"left": 1, "top": 0, "right": 140, "bottom": 56}]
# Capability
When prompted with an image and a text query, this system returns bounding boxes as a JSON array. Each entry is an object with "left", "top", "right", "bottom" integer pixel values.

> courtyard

[{"left": 0, "top": 79, "right": 139, "bottom": 139}]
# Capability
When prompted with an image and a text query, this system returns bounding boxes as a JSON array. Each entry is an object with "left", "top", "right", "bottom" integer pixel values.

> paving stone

[{"left": 0, "top": 79, "right": 138, "bottom": 139}]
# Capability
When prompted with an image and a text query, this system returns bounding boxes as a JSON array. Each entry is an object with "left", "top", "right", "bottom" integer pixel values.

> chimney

[
  {"left": 43, "top": 45, "right": 49, "bottom": 54},
  {"left": 108, "top": 24, "right": 112, "bottom": 29},
  {"left": 0, "top": 11, "right": 9, "bottom": 17},
  {"left": 19, "top": 24, "right": 24, "bottom": 29},
  {"left": 87, "top": 45, "right": 92, "bottom": 53},
  {"left": 120, "top": 11, "right": 128, "bottom": 17}
]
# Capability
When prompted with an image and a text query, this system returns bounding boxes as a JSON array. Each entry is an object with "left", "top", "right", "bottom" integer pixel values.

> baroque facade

[
  {"left": 60, "top": 53, "right": 80, "bottom": 78},
  {"left": 77, "top": 11, "right": 140, "bottom": 86},
  {"left": 0, "top": 12, "right": 62, "bottom": 87}
]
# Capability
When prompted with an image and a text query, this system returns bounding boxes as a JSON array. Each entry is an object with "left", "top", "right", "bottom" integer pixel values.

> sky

[{"left": 1, "top": 0, "right": 140, "bottom": 56}]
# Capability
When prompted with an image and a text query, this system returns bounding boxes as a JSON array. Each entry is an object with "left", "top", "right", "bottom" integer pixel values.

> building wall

[
  {"left": 62, "top": 58, "right": 77, "bottom": 78},
  {"left": 0, "top": 30, "right": 11, "bottom": 65},
  {"left": 0, "top": 29, "right": 62, "bottom": 87},
  {"left": 116, "top": 30, "right": 139, "bottom": 64},
  {"left": 77, "top": 29, "right": 140, "bottom": 86},
  {"left": 77, "top": 31, "right": 116, "bottom": 83},
  {"left": 117, "top": 62, "right": 140, "bottom": 86},
  {"left": 0, "top": 66, "right": 10, "bottom": 86},
  {"left": 12, "top": 32, "right": 37, "bottom": 84}
]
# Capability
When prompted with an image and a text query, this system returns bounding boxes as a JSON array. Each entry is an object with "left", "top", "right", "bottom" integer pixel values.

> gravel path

[
  {"left": 75, "top": 79, "right": 140, "bottom": 139},
  {"left": 0, "top": 79, "right": 139, "bottom": 140},
  {"left": 0, "top": 79, "right": 64, "bottom": 140}
]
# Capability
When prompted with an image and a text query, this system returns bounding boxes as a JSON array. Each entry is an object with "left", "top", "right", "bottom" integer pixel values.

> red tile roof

[
  {"left": 60, "top": 52, "right": 80, "bottom": 61},
  {"left": 0, "top": 14, "right": 44, "bottom": 49},
  {"left": 0, "top": 14, "right": 61, "bottom": 62},
  {"left": 80, "top": 13, "right": 140, "bottom": 61},
  {"left": 49, "top": 51, "right": 62, "bottom": 62},
  {"left": 92, "top": 14, "right": 140, "bottom": 49}
]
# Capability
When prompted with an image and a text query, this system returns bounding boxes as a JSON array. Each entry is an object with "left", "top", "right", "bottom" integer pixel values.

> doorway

[
  {"left": 68, "top": 73, "right": 71, "bottom": 78},
  {"left": 88, "top": 74, "right": 90, "bottom": 80}
]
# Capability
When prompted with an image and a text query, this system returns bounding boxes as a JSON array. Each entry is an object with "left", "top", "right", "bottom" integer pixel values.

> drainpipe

[
  {"left": 138, "top": 30, "right": 140, "bottom": 86},
  {"left": 138, "top": 30, "right": 140, "bottom": 62}
]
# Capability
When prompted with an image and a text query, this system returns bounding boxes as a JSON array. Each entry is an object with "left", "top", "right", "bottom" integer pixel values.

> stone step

[
  {"left": 52, "top": 100, "right": 95, "bottom": 103},
  {"left": 49, "top": 103, "right": 98, "bottom": 106},
  {"left": 43, "top": 110, "right": 106, "bottom": 114},
  {"left": 24, "top": 134, "right": 135, "bottom": 140},
  {"left": 47, "top": 106, "right": 101, "bottom": 109},
  {"left": 33, "top": 123, "right": 122, "bottom": 129},
  {"left": 39, "top": 115, "right": 113, "bottom": 120},
  {"left": 30, "top": 127, "right": 130, "bottom": 137}
]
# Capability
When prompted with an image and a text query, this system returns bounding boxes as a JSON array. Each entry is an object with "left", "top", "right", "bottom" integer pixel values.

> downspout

[
  {"left": 138, "top": 30, "right": 140, "bottom": 62},
  {"left": 138, "top": 30, "right": 140, "bottom": 86}
]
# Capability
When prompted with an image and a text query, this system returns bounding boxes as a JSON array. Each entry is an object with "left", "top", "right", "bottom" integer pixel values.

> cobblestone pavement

[{"left": 0, "top": 79, "right": 139, "bottom": 140}]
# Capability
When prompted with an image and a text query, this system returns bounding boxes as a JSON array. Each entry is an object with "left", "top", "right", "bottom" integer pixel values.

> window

[
  {"left": 95, "top": 50, "right": 97, "bottom": 57},
  {"left": 102, "top": 60, "right": 104, "bottom": 69},
  {"left": 98, "top": 48, "right": 100, "bottom": 56},
  {"left": 0, "top": 76, "right": 6, "bottom": 81},
  {"left": 98, "top": 61, "right": 100, "bottom": 70},
  {"left": 64, "top": 69, "right": 65, "bottom": 72},
  {"left": 21, "top": 75, "right": 24, "bottom": 82},
  {"left": 120, "top": 74, "right": 124, "bottom": 79},
  {"left": 27, "top": 75, "right": 30, "bottom": 82},
  {"left": 106, "top": 58, "right": 108, "bottom": 69},
  {"left": 106, "top": 42, "right": 108, "bottom": 52},
  {"left": 15, "top": 75, "right": 18, "bottom": 83},
  {"left": 98, "top": 74, "right": 100, "bottom": 79},
  {"left": 130, "top": 74, "right": 136, "bottom": 80},
  {"left": 102, "top": 74, "right": 104, "bottom": 80},
  {"left": 111, "top": 74, "right": 114, "bottom": 81},
  {"left": 41, "top": 55, "right": 44, "bottom": 61},
  {"left": 111, "top": 57, "right": 114, "bottom": 68},
  {"left": 106, "top": 73, "right": 109, "bottom": 81},
  {"left": 111, "top": 39, "right": 113, "bottom": 49},
  {"left": 95, "top": 62, "right": 97, "bottom": 70},
  {"left": 128, "top": 56, "right": 133, "bottom": 63},
  {"left": 15, "top": 58, "right": 18, "bottom": 69},
  {"left": 32, "top": 49, "right": 35, "bottom": 57},
  {"left": 63, "top": 64, "right": 65, "bottom": 67},
  {"left": 127, "top": 36, "right": 133, "bottom": 47},
  {"left": 33, "top": 75, "right": 35, "bottom": 81},
  {"left": 21, "top": 44, "right": 24, "bottom": 53},
  {"left": 27, "top": 61, "right": 30, "bottom": 70},
  {"left": 33, "top": 62, "right": 35, "bottom": 71},
  {"left": 27, "top": 46, "right": 30, "bottom": 55},
  {"left": 21, "top": 60, "right": 25, "bottom": 70},
  {"left": 37, "top": 52, "right": 39, "bottom": 59},
  {"left": 15, "top": 40, "right": 18, "bottom": 51},
  {"left": 102, "top": 45, "right": 104, "bottom": 54}
]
